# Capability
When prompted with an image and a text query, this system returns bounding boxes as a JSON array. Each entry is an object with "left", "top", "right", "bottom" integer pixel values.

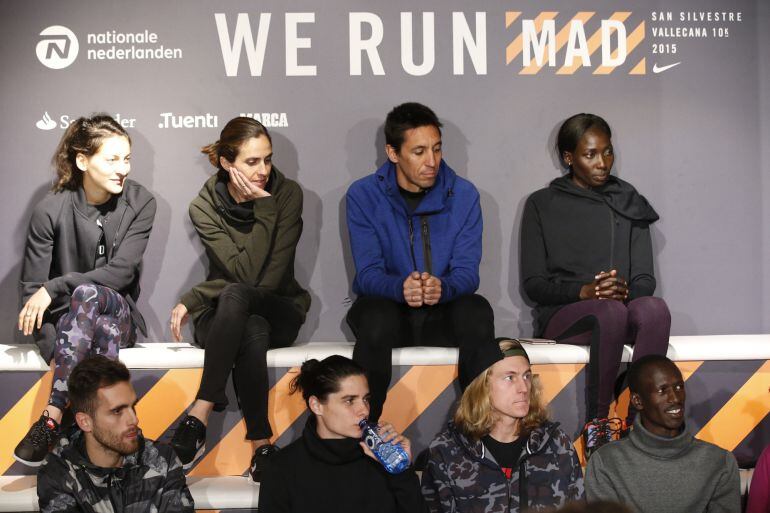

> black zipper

[
  {"left": 420, "top": 216, "right": 433, "bottom": 275},
  {"left": 407, "top": 217, "right": 418, "bottom": 271},
  {"left": 608, "top": 208, "right": 616, "bottom": 270}
]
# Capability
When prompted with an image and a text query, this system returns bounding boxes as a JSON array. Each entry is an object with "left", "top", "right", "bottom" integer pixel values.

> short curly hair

[{"left": 68, "top": 355, "right": 131, "bottom": 416}]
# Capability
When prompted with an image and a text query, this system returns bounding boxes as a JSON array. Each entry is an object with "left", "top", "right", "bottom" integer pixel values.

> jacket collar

[
  {"left": 549, "top": 174, "right": 659, "bottom": 223},
  {"left": 202, "top": 167, "right": 287, "bottom": 224},
  {"left": 57, "top": 428, "right": 145, "bottom": 477},
  {"left": 301, "top": 416, "right": 364, "bottom": 465},
  {"left": 629, "top": 416, "right": 693, "bottom": 459},
  {"left": 449, "top": 420, "right": 560, "bottom": 464},
  {"left": 71, "top": 184, "right": 131, "bottom": 258},
  {"left": 375, "top": 159, "right": 457, "bottom": 215}
]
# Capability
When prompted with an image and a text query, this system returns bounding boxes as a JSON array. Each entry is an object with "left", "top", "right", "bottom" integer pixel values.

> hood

[
  {"left": 374, "top": 159, "right": 458, "bottom": 215},
  {"left": 199, "top": 166, "right": 288, "bottom": 224},
  {"left": 550, "top": 174, "right": 659, "bottom": 223},
  {"left": 56, "top": 427, "right": 145, "bottom": 477},
  {"left": 448, "top": 420, "right": 562, "bottom": 463},
  {"left": 301, "top": 416, "right": 365, "bottom": 466}
]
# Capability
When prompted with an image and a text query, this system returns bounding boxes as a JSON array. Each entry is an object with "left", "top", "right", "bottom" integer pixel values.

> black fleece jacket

[
  {"left": 258, "top": 417, "right": 425, "bottom": 513},
  {"left": 520, "top": 174, "right": 659, "bottom": 336}
]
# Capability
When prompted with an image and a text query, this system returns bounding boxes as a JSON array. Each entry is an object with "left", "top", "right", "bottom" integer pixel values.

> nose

[
  {"left": 127, "top": 406, "right": 139, "bottom": 427},
  {"left": 425, "top": 150, "right": 437, "bottom": 168},
  {"left": 118, "top": 161, "right": 131, "bottom": 176},
  {"left": 597, "top": 156, "right": 608, "bottom": 170}
]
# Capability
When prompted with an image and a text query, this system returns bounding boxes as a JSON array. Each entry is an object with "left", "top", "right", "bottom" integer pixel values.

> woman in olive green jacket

[{"left": 169, "top": 117, "right": 310, "bottom": 479}]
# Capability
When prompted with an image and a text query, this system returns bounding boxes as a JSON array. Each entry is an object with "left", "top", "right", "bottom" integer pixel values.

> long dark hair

[
  {"left": 52, "top": 114, "right": 130, "bottom": 192},
  {"left": 290, "top": 355, "right": 366, "bottom": 407}
]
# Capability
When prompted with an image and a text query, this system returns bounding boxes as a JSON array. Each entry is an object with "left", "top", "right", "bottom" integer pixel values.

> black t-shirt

[
  {"left": 482, "top": 434, "right": 527, "bottom": 479},
  {"left": 85, "top": 195, "right": 118, "bottom": 268},
  {"left": 398, "top": 186, "right": 427, "bottom": 214}
]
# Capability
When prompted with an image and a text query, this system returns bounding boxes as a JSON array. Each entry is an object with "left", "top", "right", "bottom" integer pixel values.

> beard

[{"left": 91, "top": 424, "right": 139, "bottom": 457}]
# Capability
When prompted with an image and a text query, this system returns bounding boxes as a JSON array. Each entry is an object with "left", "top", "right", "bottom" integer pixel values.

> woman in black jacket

[
  {"left": 258, "top": 355, "right": 424, "bottom": 513},
  {"left": 14, "top": 114, "right": 156, "bottom": 467},
  {"left": 520, "top": 113, "right": 670, "bottom": 458}
]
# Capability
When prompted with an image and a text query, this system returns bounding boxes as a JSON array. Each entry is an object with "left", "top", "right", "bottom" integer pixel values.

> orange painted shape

[
  {"left": 593, "top": 21, "right": 645, "bottom": 75},
  {"left": 190, "top": 368, "right": 306, "bottom": 476},
  {"left": 696, "top": 361, "right": 770, "bottom": 451},
  {"left": 557, "top": 12, "right": 631, "bottom": 74},
  {"left": 506, "top": 12, "right": 558, "bottom": 65},
  {"left": 532, "top": 363, "right": 585, "bottom": 405},
  {"left": 629, "top": 57, "right": 646, "bottom": 74},
  {"left": 520, "top": 12, "right": 594, "bottom": 75},
  {"left": 381, "top": 365, "right": 458, "bottom": 434},
  {"left": 0, "top": 370, "right": 53, "bottom": 475},
  {"left": 136, "top": 368, "right": 202, "bottom": 440},
  {"left": 609, "top": 389, "right": 630, "bottom": 421},
  {"left": 505, "top": 11, "right": 521, "bottom": 29}
]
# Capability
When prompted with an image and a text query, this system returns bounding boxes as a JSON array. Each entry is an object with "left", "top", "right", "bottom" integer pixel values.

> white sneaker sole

[{"left": 13, "top": 453, "right": 44, "bottom": 468}]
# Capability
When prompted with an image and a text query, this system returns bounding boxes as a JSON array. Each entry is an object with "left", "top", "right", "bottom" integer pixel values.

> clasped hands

[
  {"left": 579, "top": 269, "right": 629, "bottom": 302},
  {"left": 403, "top": 271, "right": 441, "bottom": 307}
]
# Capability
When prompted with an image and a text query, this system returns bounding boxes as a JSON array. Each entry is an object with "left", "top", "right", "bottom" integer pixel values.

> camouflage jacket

[
  {"left": 421, "top": 421, "right": 584, "bottom": 512},
  {"left": 37, "top": 429, "right": 194, "bottom": 513}
]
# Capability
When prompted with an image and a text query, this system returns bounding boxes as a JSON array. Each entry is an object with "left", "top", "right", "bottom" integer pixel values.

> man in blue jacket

[{"left": 345, "top": 102, "right": 494, "bottom": 422}]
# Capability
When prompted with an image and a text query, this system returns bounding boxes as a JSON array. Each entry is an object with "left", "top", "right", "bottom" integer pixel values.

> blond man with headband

[{"left": 422, "top": 338, "right": 584, "bottom": 512}]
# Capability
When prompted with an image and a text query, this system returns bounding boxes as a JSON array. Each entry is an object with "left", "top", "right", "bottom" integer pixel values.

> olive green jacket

[{"left": 179, "top": 168, "right": 310, "bottom": 322}]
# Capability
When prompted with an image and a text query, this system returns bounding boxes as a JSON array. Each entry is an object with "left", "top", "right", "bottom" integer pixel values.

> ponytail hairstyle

[
  {"left": 201, "top": 116, "right": 272, "bottom": 179},
  {"left": 52, "top": 114, "right": 130, "bottom": 192},
  {"left": 290, "top": 355, "right": 367, "bottom": 407}
]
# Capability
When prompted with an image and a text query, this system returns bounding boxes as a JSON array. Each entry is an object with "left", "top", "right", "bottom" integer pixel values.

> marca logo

[
  {"left": 240, "top": 112, "right": 289, "bottom": 128},
  {"left": 36, "top": 25, "right": 79, "bottom": 69}
]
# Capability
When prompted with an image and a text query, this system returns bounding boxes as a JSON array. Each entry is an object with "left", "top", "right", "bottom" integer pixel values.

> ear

[
  {"left": 308, "top": 395, "right": 323, "bottom": 416},
  {"left": 219, "top": 156, "right": 233, "bottom": 172},
  {"left": 630, "top": 392, "right": 643, "bottom": 412},
  {"left": 562, "top": 151, "right": 573, "bottom": 167},
  {"left": 385, "top": 144, "right": 399, "bottom": 164},
  {"left": 76, "top": 153, "right": 88, "bottom": 172},
  {"left": 75, "top": 411, "right": 93, "bottom": 433}
]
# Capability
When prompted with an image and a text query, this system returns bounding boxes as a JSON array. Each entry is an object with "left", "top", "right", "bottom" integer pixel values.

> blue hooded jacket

[{"left": 346, "top": 159, "right": 482, "bottom": 303}]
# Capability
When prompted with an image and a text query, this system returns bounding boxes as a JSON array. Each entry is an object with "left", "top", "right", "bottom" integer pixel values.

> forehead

[
  {"left": 401, "top": 125, "right": 441, "bottom": 148},
  {"left": 576, "top": 128, "right": 611, "bottom": 149},
  {"left": 330, "top": 374, "right": 369, "bottom": 397},
  {"left": 95, "top": 381, "right": 136, "bottom": 410},
  {"left": 96, "top": 135, "right": 130, "bottom": 155},
  {"left": 237, "top": 135, "right": 272, "bottom": 156},
  {"left": 643, "top": 363, "right": 684, "bottom": 389},
  {"left": 490, "top": 355, "right": 530, "bottom": 376}
]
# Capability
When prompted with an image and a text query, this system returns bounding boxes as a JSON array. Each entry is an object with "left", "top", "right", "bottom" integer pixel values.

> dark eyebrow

[{"left": 340, "top": 394, "right": 359, "bottom": 401}]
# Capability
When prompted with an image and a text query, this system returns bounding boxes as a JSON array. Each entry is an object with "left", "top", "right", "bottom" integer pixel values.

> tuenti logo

[
  {"left": 158, "top": 112, "right": 218, "bottom": 129},
  {"left": 36, "top": 25, "right": 79, "bottom": 69}
]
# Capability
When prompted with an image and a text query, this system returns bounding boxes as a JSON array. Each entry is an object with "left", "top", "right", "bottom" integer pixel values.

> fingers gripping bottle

[{"left": 359, "top": 420, "right": 410, "bottom": 474}]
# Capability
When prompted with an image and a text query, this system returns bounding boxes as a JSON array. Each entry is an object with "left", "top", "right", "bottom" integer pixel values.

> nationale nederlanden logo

[{"left": 36, "top": 25, "right": 79, "bottom": 69}]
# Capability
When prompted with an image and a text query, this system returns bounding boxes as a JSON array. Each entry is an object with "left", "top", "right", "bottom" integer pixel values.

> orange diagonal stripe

[
  {"left": 381, "top": 365, "right": 457, "bottom": 434},
  {"left": 520, "top": 12, "right": 594, "bottom": 75},
  {"left": 136, "top": 368, "right": 202, "bottom": 440},
  {"left": 629, "top": 56, "right": 646, "bottom": 74},
  {"left": 696, "top": 360, "right": 770, "bottom": 451},
  {"left": 557, "top": 11, "right": 631, "bottom": 74},
  {"left": 0, "top": 371, "right": 53, "bottom": 475},
  {"left": 505, "top": 11, "right": 521, "bottom": 29},
  {"left": 189, "top": 367, "right": 306, "bottom": 476},
  {"left": 593, "top": 21, "right": 645, "bottom": 75},
  {"left": 533, "top": 363, "right": 585, "bottom": 405},
  {"left": 506, "top": 12, "right": 558, "bottom": 65}
]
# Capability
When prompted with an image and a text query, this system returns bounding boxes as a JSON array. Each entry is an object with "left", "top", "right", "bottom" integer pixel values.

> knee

[
  {"left": 449, "top": 294, "right": 493, "bottom": 320},
  {"left": 240, "top": 315, "right": 271, "bottom": 354},
  {"left": 218, "top": 283, "right": 252, "bottom": 306},
  {"left": 591, "top": 299, "right": 629, "bottom": 326},
  {"left": 348, "top": 297, "right": 401, "bottom": 338},
  {"left": 629, "top": 296, "right": 671, "bottom": 324},
  {"left": 71, "top": 284, "right": 99, "bottom": 306}
]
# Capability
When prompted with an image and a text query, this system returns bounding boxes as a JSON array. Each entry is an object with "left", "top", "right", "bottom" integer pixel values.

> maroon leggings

[{"left": 543, "top": 296, "right": 671, "bottom": 422}]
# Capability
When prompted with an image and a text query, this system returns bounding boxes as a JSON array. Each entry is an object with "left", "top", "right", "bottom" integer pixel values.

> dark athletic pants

[
  {"left": 543, "top": 296, "right": 671, "bottom": 423},
  {"left": 194, "top": 283, "right": 304, "bottom": 440},
  {"left": 347, "top": 294, "right": 495, "bottom": 423}
]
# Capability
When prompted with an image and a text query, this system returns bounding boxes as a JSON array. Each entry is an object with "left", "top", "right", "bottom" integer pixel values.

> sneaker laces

[
  {"left": 585, "top": 417, "right": 624, "bottom": 448},
  {"left": 173, "top": 417, "right": 204, "bottom": 447},
  {"left": 29, "top": 411, "right": 57, "bottom": 447}
]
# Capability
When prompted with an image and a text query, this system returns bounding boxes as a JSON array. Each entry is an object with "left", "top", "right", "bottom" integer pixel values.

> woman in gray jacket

[{"left": 14, "top": 114, "right": 156, "bottom": 467}]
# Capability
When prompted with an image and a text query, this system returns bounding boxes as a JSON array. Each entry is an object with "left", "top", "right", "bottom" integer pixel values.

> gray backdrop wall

[{"left": 1, "top": 0, "right": 768, "bottom": 345}]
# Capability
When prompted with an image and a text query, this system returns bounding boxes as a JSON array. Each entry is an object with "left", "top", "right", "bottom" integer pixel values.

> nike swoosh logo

[{"left": 652, "top": 62, "right": 681, "bottom": 73}]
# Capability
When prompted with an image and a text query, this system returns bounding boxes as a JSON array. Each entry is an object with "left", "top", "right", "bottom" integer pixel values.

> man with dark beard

[{"left": 37, "top": 355, "right": 194, "bottom": 512}]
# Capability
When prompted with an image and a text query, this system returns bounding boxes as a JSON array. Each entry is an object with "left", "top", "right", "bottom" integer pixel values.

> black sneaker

[
  {"left": 249, "top": 444, "right": 280, "bottom": 482},
  {"left": 171, "top": 415, "right": 206, "bottom": 469},
  {"left": 14, "top": 411, "right": 61, "bottom": 467},
  {"left": 582, "top": 417, "right": 624, "bottom": 460}
]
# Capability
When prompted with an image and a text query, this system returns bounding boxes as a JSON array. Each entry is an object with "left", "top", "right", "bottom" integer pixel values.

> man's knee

[
  {"left": 448, "top": 294, "right": 494, "bottom": 322},
  {"left": 347, "top": 296, "right": 403, "bottom": 337}
]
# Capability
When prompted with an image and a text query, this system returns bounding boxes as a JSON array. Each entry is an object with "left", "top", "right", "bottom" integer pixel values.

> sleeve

[
  {"left": 189, "top": 196, "right": 276, "bottom": 286},
  {"left": 520, "top": 197, "right": 583, "bottom": 305},
  {"left": 747, "top": 445, "right": 770, "bottom": 513},
  {"left": 420, "top": 445, "right": 456, "bottom": 513},
  {"left": 37, "top": 457, "right": 80, "bottom": 513},
  {"left": 386, "top": 467, "right": 427, "bottom": 513},
  {"left": 346, "top": 187, "right": 406, "bottom": 302},
  {"left": 43, "top": 195, "right": 157, "bottom": 298},
  {"left": 20, "top": 202, "right": 57, "bottom": 305},
  {"left": 584, "top": 452, "right": 621, "bottom": 503},
  {"left": 158, "top": 452, "right": 195, "bottom": 513},
  {"left": 254, "top": 182, "right": 304, "bottom": 290},
  {"left": 563, "top": 434, "right": 585, "bottom": 500},
  {"left": 627, "top": 221, "right": 656, "bottom": 300},
  {"left": 257, "top": 458, "right": 292, "bottom": 513},
  {"left": 705, "top": 452, "right": 741, "bottom": 513},
  {"left": 437, "top": 189, "right": 481, "bottom": 302}
]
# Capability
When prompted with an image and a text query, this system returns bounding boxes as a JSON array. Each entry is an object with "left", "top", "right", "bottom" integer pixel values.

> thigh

[
  {"left": 258, "top": 295, "right": 305, "bottom": 348},
  {"left": 543, "top": 301, "right": 607, "bottom": 346}
]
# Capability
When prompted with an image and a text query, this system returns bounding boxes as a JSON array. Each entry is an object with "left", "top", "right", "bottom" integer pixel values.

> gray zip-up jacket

[{"left": 20, "top": 180, "right": 156, "bottom": 361}]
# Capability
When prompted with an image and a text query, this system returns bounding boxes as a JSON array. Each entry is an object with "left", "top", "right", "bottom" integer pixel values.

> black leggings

[
  {"left": 347, "top": 294, "right": 495, "bottom": 422},
  {"left": 194, "top": 283, "right": 304, "bottom": 440}
]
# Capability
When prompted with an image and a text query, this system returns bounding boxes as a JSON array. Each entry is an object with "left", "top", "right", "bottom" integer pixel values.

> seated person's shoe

[
  {"left": 250, "top": 444, "right": 280, "bottom": 482},
  {"left": 171, "top": 415, "right": 206, "bottom": 469},
  {"left": 582, "top": 417, "right": 624, "bottom": 460},
  {"left": 14, "top": 410, "right": 61, "bottom": 467}
]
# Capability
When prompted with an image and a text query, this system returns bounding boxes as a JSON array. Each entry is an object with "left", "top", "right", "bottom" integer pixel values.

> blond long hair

[{"left": 454, "top": 339, "right": 549, "bottom": 440}]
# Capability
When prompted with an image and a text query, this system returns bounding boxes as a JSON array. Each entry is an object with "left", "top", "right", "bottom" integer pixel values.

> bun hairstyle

[
  {"left": 52, "top": 114, "right": 130, "bottom": 192},
  {"left": 289, "top": 355, "right": 366, "bottom": 407},
  {"left": 555, "top": 113, "right": 612, "bottom": 167},
  {"left": 201, "top": 116, "right": 272, "bottom": 177}
]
